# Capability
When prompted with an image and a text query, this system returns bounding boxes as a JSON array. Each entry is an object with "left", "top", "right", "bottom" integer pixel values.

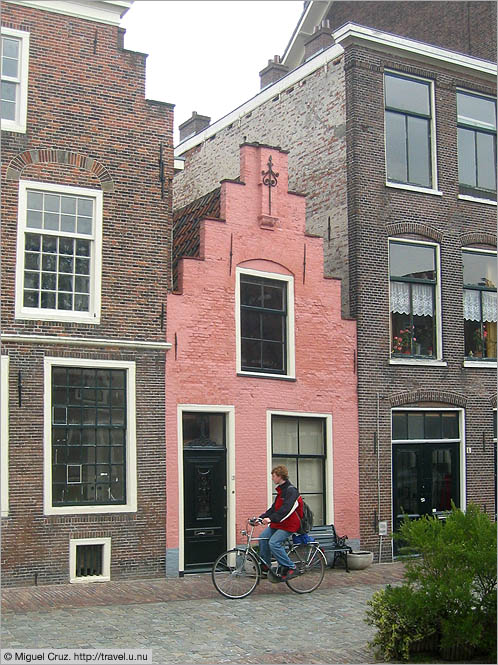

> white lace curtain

[
  {"left": 463, "top": 289, "right": 497, "bottom": 322},
  {"left": 390, "top": 282, "right": 433, "bottom": 317}
]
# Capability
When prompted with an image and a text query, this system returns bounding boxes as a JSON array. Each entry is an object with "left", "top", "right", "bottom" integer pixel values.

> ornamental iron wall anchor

[{"left": 261, "top": 155, "right": 279, "bottom": 215}]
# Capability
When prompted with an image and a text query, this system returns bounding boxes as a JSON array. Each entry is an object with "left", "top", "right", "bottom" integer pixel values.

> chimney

[
  {"left": 259, "top": 55, "right": 289, "bottom": 90},
  {"left": 179, "top": 111, "right": 211, "bottom": 142},
  {"left": 303, "top": 20, "right": 334, "bottom": 61}
]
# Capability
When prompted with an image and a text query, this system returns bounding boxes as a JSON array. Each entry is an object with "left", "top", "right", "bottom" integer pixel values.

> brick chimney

[
  {"left": 179, "top": 111, "right": 211, "bottom": 142},
  {"left": 259, "top": 55, "right": 289, "bottom": 90},
  {"left": 303, "top": 20, "right": 334, "bottom": 61}
]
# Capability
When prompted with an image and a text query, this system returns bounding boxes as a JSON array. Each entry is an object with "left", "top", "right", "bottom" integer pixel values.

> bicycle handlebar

[{"left": 248, "top": 516, "right": 263, "bottom": 526}]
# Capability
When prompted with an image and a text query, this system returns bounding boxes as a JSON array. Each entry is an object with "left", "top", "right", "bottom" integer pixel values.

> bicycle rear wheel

[
  {"left": 285, "top": 544, "right": 326, "bottom": 593},
  {"left": 212, "top": 548, "right": 260, "bottom": 599}
]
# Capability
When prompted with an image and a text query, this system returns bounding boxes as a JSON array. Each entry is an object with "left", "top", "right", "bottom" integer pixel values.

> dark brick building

[
  {"left": 1, "top": 0, "right": 173, "bottom": 585},
  {"left": 173, "top": 1, "right": 497, "bottom": 560}
]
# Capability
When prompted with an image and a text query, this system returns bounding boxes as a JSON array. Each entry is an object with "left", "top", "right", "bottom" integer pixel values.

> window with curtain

[
  {"left": 271, "top": 415, "right": 326, "bottom": 525},
  {"left": 384, "top": 72, "right": 433, "bottom": 188},
  {"left": 462, "top": 250, "right": 497, "bottom": 359},
  {"left": 390, "top": 241, "right": 437, "bottom": 358},
  {"left": 457, "top": 91, "right": 497, "bottom": 201}
]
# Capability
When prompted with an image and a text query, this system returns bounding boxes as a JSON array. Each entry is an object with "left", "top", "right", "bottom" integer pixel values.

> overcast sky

[{"left": 120, "top": 1, "right": 304, "bottom": 145}]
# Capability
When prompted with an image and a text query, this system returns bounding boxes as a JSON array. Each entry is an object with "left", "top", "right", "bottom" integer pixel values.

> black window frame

[
  {"left": 457, "top": 90, "right": 497, "bottom": 201},
  {"left": 384, "top": 72, "right": 433, "bottom": 189},
  {"left": 240, "top": 273, "right": 288, "bottom": 375},
  {"left": 51, "top": 366, "right": 127, "bottom": 507}
]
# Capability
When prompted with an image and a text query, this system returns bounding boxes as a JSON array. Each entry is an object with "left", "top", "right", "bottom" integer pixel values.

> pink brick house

[{"left": 166, "top": 143, "right": 359, "bottom": 575}]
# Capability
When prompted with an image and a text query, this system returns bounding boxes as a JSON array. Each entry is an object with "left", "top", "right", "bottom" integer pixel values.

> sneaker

[
  {"left": 260, "top": 564, "right": 270, "bottom": 578},
  {"left": 281, "top": 567, "right": 300, "bottom": 581}
]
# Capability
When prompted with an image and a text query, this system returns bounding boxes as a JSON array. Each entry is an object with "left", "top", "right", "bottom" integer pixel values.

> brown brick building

[
  {"left": 1, "top": 0, "right": 173, "bottom": 585},
  {"left": 174, "top": 1, "right": 497, "bottom": 560}
]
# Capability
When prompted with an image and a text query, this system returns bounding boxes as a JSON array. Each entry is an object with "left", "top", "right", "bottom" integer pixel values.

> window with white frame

[
  {"left": 44, "top": 358, "right": 137, "bottom": 515},
  {"left": 462, "top": 249, "right": 497, "bottom": 360},
  {"left": 390, "top": 240, "right": 438, "bottom": 358},
  {"left": 272, "top": 415, "right": 326, "bottom": 525},
  {"left": 384, "top": 72, "right": 435, "bottom": 189},
  {"left": 16, "top": 181, "right": 102, "bottom": 324},
  {"left": 69, "top": 537, "right": 111, "bottom": 583},
  {"left": 1, "top": 356, "right": 9, "bottom": 517},
  {"left": 457, "top": 91, "right": 497, "bottom": 201},
  {"left": 1, "top": 27, "right": 29, "bottom": 133},
  {"left": 236, "top": 269, "right": 295, "bottom": 377}
]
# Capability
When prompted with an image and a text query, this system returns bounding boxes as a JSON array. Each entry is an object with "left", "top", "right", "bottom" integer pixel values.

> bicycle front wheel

[
  {"left": 212, "top": 548, "right": 260, "bottom": 599},
  {"left": 286, "top": 544, "right": 326, "bottom": 593}
]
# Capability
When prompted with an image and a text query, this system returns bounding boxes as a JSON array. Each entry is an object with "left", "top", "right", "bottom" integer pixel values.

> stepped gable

[{"left": 172, "top": 187, "right": 221, "bottom": 289}]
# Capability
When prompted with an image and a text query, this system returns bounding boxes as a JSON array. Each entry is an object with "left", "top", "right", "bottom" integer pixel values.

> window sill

[
  {"left": 237, "top": 371, "right": 296, "bottom": 381},
  {"left": 386, "top": 182, "right": 443, "bottom": 196},
  {"left": 1, "top": 120, "right": 26, "bottom": 133},
  {"left": 458, "top": 194, "right": 497, "bottom": 206},
  {"left": 463, "top": 360, "right": 497, "bottom": 368},
  {"left": 16, "top": 309, "right": 100, "bottom": 325},
  {"left": 390, "top": 358, "right": 447, "bottom": 367},
  {"left": 44, "top": 504, "right": 136, "bottom": 516}
]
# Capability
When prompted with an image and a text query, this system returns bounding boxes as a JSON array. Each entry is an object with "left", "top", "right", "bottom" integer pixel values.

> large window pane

[
  {"left": 457, "top": 91, "right": 496, "bottom": 129},
  {"left": 390, "top": 243, "right": 435, "bottom": 281},
  {"left": 385, "top": 111, "right": 407, "bottom": 182},
  {"left": 458, "top": 128, "right": 477, "bottom": 186},
  {"left": 407, "top": 116, "right": 431, "bottom": 187},
  {"left": 476, "top": 132, "right": 496, "bottom": 191},
  {"left": 299, "top": 419, "right": 324, "bottom": 455},
  {"left": 385, "top": 74, "right": 430, "bottom": 116},
  {"left": 273, "top": 417, "right": 298, "bottom": 455},
  {"left": 463, "top": 252, "right": 497, "bottom": 289}
]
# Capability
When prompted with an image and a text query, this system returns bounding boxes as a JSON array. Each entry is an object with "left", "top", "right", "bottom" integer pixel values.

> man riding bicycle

[{"left": 258, "top": 465, "right": 304, "bottom": 581}]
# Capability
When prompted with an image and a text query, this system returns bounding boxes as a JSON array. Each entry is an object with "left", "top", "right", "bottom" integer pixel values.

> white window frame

[
  {"left": 235, "top": 267, "right": 296, "bottom": 379},
  {"left": 266, "top": 410, "right": 334, "bottom": 524},
  {"left": 1, "top": 356, "right": 9, "bottom": 517},
  {"left": 69, "top": 537, "right": 111, "bottom": 583},
  {"left": 1, "top": 27, "right": 29, "bottom": 133},
  {"left": 15, "top": 180, "right": 103, "bottom": 324},
  {"left": 389, "top": 238, "right": 445, "bottom": 366},
  {"left": 43, "top": 357, "right": 137, "bottom": 516},
  {"left": 456, "top": 88, "right": 497, "bottom": 204},
  {"left": 462, "top": 247, "right": 497, "bottom": 368},
  {"left": 384, "top": 70, "right": 440, "bottom": 195}
]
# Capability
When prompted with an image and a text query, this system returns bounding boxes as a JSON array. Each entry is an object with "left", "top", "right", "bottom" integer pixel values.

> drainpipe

[{"left": 377, "top": 392, "right": 383, "bottom": 562}]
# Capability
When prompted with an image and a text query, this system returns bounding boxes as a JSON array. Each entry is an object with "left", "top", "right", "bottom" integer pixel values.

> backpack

[{"left": 297, "top": 500, "right": 314, "bottom": 534}]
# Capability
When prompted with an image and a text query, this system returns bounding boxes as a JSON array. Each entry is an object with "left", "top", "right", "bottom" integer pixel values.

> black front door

[
  {"left": 183, "top": 448, "right": 227, "bottom": 572},
  {"left": 393, "top": 442, "right": 460, "bottom": 553}
]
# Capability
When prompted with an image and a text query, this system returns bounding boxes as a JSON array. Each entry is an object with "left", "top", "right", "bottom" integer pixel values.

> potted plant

[{"left": 392, "top": 326, "right": 414, "bottom": 355}]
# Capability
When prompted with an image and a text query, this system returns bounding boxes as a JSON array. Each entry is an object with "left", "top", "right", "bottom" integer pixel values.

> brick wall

[
  {"left": 324, "top": 1, "right": 497, "bottom": 62},
  {"left": 1, "top": 2, "right": 173, "bottom": 585}
]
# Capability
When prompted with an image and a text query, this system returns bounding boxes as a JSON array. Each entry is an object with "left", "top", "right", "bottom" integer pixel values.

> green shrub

[{"left": 365, "top": 503, "right": 497, "bottom": 662}]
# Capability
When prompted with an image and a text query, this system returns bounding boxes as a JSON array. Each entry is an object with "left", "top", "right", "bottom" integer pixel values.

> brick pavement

[{"left": 1, "top": 563, "right": 406, "bottom": 664}]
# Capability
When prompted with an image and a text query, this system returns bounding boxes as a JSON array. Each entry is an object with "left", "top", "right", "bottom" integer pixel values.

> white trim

[
  {"left": 281, "top": 0, "right": 331, "bottom": 70},
  {"left": 235, "top": 267, "right": 296, "bottom": 379},
  {"left": 384, "top": 70, "right": 439, "bottom": 192},
  {"left": 386, "top": 182, "right": 443, "bottom": 197},
  {"left": 175, "top": 22, "right": 496, "bottom": 155},
  {"left": 176, "top": 404, "right": 235, "bottom": 573},
  {"left": 15, "top": 181, "right": 103, "bottom": 324},
  {"left": 5, "top": 1, "right": 132, "bottom": 26},
  {"left": 1, "top": 334, "right": 171, "bottom": 350},
  {"left": 458, "top": 194, "right": 497, "bottom": 206},
  {"left": 43, "top": 357, "right": 137, "bottom": 515},
  {"left": 1, "top": 357, "right": 9, "bottom": 517},
  {"left": 463, "top": 360, "right": 497, "bottom": 369},
  {"left": 388, "top": 238, "right": 443, "bottom": 361},
  {"left": 69, "top": 537, "right": 111, "bottom": 583},
  {"left": 266, "top": 410, "right": 334, "bottom": 524},
  {"left": 1, "top": 27, "right": 29, "bottom": 134}
]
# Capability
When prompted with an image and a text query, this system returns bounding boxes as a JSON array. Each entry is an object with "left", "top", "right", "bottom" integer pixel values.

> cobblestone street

[{"left": 1, "top": 563, "right": 405, "bottom": 664}]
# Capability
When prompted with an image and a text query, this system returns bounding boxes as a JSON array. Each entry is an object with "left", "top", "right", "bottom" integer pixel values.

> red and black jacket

[{"left": 259, "top": 480, "right": 304, "bottom": 533}]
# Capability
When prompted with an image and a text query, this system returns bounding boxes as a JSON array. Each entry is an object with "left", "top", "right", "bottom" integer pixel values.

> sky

[{"left": 120, "top": 1, "right": 305, "bottom": 145}]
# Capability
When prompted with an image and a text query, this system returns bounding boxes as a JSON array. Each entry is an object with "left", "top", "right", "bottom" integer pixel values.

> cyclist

[{"left": 259, "top": 465, "right": 304, "bottom": 581}]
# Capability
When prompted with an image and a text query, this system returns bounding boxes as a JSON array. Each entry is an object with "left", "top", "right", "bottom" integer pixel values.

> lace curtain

[
  {"left": 463, "top": 289, "right": 497, "bottom": 322},
  {"left": 390, "top": 282, "right": 433, "bottom": 316}
]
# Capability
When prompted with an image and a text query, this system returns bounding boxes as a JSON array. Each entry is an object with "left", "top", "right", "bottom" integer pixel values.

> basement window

[{"left": 70, "top": 537, "right": 111, "bottom": 583}]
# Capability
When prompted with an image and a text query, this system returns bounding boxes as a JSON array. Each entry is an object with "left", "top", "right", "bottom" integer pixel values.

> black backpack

[{"left": 297, "top": 500, "right": 314, "bottom": 534}]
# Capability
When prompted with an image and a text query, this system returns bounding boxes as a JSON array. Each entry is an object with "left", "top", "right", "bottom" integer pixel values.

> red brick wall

[{"left": 1, "top": 3, "right": 173, "bottom": 585}]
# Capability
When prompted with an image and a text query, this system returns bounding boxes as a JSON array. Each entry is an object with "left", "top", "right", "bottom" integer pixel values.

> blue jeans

[{"left": 259, "top": 527, "right": 295, "bottom": 569}]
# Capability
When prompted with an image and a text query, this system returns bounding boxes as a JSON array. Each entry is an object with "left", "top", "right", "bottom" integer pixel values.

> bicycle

[{"left": 211, "top": 517, "right": 327, "bottom": 599}]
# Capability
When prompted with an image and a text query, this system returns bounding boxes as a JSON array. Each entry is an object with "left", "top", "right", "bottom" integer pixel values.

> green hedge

[{"left": 365, "top": 504, "right": 497, "bottom": 662}]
